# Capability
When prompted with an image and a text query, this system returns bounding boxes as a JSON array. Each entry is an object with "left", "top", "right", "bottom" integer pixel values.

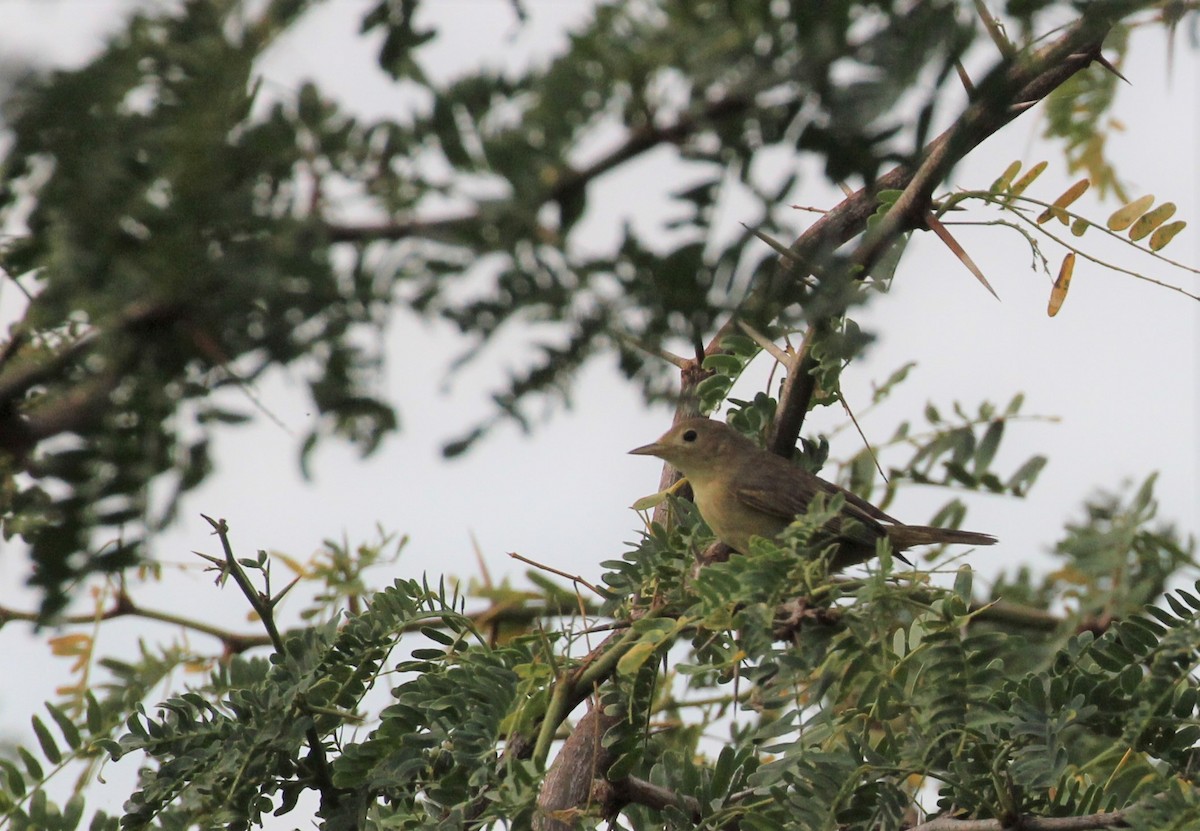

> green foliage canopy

[{"left": 0, "top": 2, "right": 1197, "bottom": 830}]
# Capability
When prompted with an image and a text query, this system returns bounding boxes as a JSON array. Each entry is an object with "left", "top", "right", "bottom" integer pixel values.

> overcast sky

[{"left": 0, "top": 1, "right": 1197, "bottom": 824}]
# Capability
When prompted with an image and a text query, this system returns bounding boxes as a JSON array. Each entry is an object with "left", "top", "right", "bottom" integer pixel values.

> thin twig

[
  {"left": 199, "top": 516, "right": 342, "bottom": 810},
  {"left": 840, "top": 393, "right": 887, "bottom": 483},
  {"left": 203, "top": 515, "right": 285, "bottom": 652},
  {"left": 972, "top": 0, "right": 1016, "bottom": 58},
  {"left": 327, "top": 93, "right": 753, "bottom": 245},
  {"left": 509, "top": 551, "right": 606, "bottom": 598}
]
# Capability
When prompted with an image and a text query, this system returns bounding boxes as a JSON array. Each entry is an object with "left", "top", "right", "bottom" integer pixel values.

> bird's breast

[{"left": 689, "top": 474, "right": 788, "bottom": 554}]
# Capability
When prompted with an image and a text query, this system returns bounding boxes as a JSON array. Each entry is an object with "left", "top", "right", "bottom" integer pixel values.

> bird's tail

[{"left": 887, "top": 525, "right": 997, "bottom": 549}]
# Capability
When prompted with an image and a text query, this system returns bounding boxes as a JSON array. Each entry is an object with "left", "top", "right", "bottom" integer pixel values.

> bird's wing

[
  {"left": 809, "top": 471, "right": 900, "bottom": 526},
  {"left": 727, "top": 454, "right": 808, "bottom": 519},
  {"left": 733, "top": 455, "right": 897, "bottom": 529}
]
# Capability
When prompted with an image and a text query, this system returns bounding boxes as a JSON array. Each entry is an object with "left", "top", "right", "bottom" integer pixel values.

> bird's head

[{"left": 628, "top": 418, "right": 747, "bottom": 479}]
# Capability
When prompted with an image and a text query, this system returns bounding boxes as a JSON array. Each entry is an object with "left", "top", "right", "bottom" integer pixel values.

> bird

[{"left": 629, "top": 418, "right": 996, "bottom": 569}]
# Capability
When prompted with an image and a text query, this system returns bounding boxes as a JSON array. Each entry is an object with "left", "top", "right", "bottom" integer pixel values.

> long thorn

[{"left": 925, "top": 212, "right": 1000, "bottom": 300}]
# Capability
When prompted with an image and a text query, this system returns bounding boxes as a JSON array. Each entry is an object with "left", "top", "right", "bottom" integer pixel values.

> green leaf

[
  {"left": 45, "top": 703, "right": 82, "bottom": 751},
  {"left": 28, "top": 788, "right": 48, "bottom": 829},
  {"left": 1115, "top": 620, "right": 1157, "bottom": 655},
  {"left": 944, "top": 462, "right": 977, "bottom": 488},
  {"left": 0, "top": 758, "right": 26, "bottom": 796},
  {"left": 1174, "top": 686, "right": 1197, "bottom": 719},
  {"left": 1177, "top": 589, "right": 1200, "bottom": 611},
  {"left": 1091, "top": 637, "right": 1136, "bottom": 672},
  {"left": 85, "top": 692, "right": 104, "bottom": 735},
  {"left": 953, "top": 566, "right": 974, "bottom": 601},
  {"left": 631, "top": 490, "right": 670, "bottom": 512},
  {"left": 616, "top": 641, "right": 660, "bottom": 677},
  {"left": 973, "top": 419, "right": 1004, "bottom": 475},
  {"left": 696, "top": 374, "right": 733, "bottom": 411},
  {"left": 63, "top": 793, "right": 85, "bottom": 830},
  {"left": 421, "top": 627, "right": 456, "bottom": 646},
  {"left": 702, "top": 353, "right": 746, "bottom": 375},
  {"left": 411, "top": 648, "right": 446, "bottom": 660},
  {"left": 31, "top": 715, "right": 62, "bottom": 763},
  {"left": 872, "top": 361, "right": 916, "bottom": 404},
  {"left": 1165, "top": 592, "right": 1192, "bottom": 619},
  {"left": 720, "top": 334, "right": 760, "bottom": 359},
  {"left": 93, "top": 739, "right": 123, "bottom": 760},
  {"left": 1007, "top": 455, "right": 1048, "bottom": 496},
  {"left": 17, "top": 747, "right": 43, "bottom": 782},
  {"left": 1144, "top": 605, "right": 1179, "bottom": 627},
  {"left": 1171, "top": 725, "right": 1200, "bottom": 752}
]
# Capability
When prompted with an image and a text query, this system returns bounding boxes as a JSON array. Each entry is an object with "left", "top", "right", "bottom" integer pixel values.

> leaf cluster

[
  {"left": 0, "top": 392, "right": 1196, "bottom": 830},
  {"left": 0, "top": 1, "right": 397, "bottom": 611}
]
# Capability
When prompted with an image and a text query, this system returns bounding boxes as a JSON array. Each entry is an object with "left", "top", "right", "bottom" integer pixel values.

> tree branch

[
  {"left": 533, "top": 705, "right": 621, "bottom": 831},
  {"left": 324, "top": 212, "right": 479, "bottom": 243},
  {"left": 0, "top": 300, "right": 186, "bottom": 460},
  {"left": 0, "top": 595, "right": 266, "bottom": 653},
  {"left": 693, "top": 12, "right": 1122, "bottom": 454},
  {"left": 545, "top": 93, "right": 752, "bottom": 208},
  {"left": 910, "top": 807, "right": 1130, "bottom": 831},
  {"left": 605, "top": 775, "right": 703, "bottom": 823},
  {"left": 324, "top": 93, "right": 753, "bottom": 246},
  {"left": 851, "top": 13, "right": 1122, "bottom": 277}
]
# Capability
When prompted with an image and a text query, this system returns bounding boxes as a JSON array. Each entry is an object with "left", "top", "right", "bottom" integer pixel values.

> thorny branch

[{"left": 698, "top": 12, "right": 1129, "bottom": 458}]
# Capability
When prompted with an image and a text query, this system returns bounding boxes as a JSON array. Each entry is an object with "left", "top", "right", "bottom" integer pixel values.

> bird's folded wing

[
  {"left": 810, "top": 473, "right": 900, "bottom": 526},
  {"left": 734, "top": 485, "right": 865, "bottom": 543},
  {"left": 733, "top": 461, "right": 898, "bottom": 528}
]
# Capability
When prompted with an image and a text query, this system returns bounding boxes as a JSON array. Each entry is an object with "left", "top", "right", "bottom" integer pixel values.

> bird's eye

[{"left": 682, "top": 429, "right": 698, "bottom": 443}]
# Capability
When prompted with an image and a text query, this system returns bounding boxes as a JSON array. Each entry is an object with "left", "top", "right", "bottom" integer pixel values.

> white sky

[{"left": 0, "top": 0, "right": 1197, "bottom": 825}]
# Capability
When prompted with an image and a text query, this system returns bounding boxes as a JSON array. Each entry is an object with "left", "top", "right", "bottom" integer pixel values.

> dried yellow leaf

[
  {"left": 1149, "top": 220, "right": 1187, "bottom": 251},
  {"left": 48, "top": 633, "right": 92, "bottom": 659},
  {"left": 1070, "top": 217, "right": 1089, "bottom": 237},
  {"left": 990, "top": 160, "right": 1022, "bottom": 194},
  {"left": 1054, "top": 178, "right": 1090, "bottom": 209},
  {"left": 1008, "top": 160, "right": 1047, "bottom": 198},
  {"left": 1107, "top": 194, "right": 1155, "bottom": 231},
  {"left": 1048, "top": 252, "right": 1075, "bottom": 317},
  {"left": 272, "top": 551, "right": 308, "bottom": 576},
  {"left": 1129, "top": 202, "right": 1176, "bottom": 241},
  {"left": 1032, "top": 208, "right": 1070, "bottom": 229},
  {"left": 1038, "top": 179, "right": 1089, "bottom": 225}
]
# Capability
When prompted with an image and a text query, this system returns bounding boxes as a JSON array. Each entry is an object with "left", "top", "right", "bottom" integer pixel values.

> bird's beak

[{"left": 628, "top": 441, "right": 665, "bottom": 457}]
